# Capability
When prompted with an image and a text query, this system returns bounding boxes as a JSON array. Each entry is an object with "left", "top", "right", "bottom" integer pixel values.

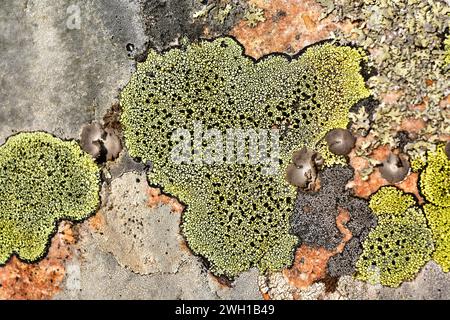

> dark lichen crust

[
  {"left": 120, "top": 37, "right": 369, "bottom": 277},
  {"left": 291, "top": 166, "right": 376, "bottom": 277},
  {"left": 0, "top": 132, "right": 100, "bottom": 264}
]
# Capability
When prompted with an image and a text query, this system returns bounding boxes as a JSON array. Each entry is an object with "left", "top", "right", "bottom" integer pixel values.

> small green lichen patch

[
  {"left": 0, "top": 132, "right": 100, "bottom": 264},
  {"left": 369, "top": 186, "right": 416, "bottom": 216},
  {"left": 120, "top": 37, "right": 369, "bottom": 277},
  {"left": 424, "top": 204, "right": 450, "bottom": 272},
  {"left": 420, "top": 144, "right": 450, "bottom": 208},
  {"left": 357, "top": 188, "right": 433, "bottom": 287},
  {"left": 243, "top": 3, "right": 266, "bottom": 28}
]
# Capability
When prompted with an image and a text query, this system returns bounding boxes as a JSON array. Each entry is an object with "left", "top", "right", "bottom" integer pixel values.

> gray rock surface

[
  {"left": 95, "top": 172, "right": 188, "bottom": 275},
  {"left": 55, "top": 228, "right": 218, "bottom": 300},
  {"left": 0, "top": 0, "right": 147, "bottom": 144},
  {"left": 216, "top": 268, "right": 262, "bottom": 300},
  {"left": 336, "top": 261, "right": 450, "bottom": 300},
  {"left": 55, "top": 171, "right": 262, "bottom": 300}
]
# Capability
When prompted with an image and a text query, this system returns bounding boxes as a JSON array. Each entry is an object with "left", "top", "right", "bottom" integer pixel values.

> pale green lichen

[
  {"left": 331, "top": 0, "right": 449, "bottom": 167},
  {"left": 193, "top": 3, "right": 215, "bottom": 19},
  {"left": 243, "top": 3, "right": 266, "bottom": 28},
  {"left": 217, "top": 4, "right": 233, "bottom": 24},
  {"left": 0, "top": 132, "right": 100, "bottom": 264},
  {"left": 349, "top": 99, "right": 449, "bottom": 168},
  {"left": 329, "top": 0, "right": 449, "bottom": 109},
  {"left": 120, "top": 37, "right": 369, "bottom": 277}
]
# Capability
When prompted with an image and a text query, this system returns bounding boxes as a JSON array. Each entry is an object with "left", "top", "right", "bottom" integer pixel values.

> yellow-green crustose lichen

[
  {"left": 411, "top": 156, "right": 427, "bottom": 172},
  {"left": 445, "top": 35, "right": 450, "bottom": 67},
  {"left": 369, "top": 186, "right": 415, "bottom": 216},
  {"left": 424, "top": 204, "right": 450, "bottom": 272},
  {"left": 357, "top": 187, "right": 434, "bottom": 287},
  {"left": 0, "top": 132, "right": 100, "bottom": 264},
  {"left": 420, "top": 143, "right": 450, "bottom": 272},
  {"left": 120, "top": 37, "right": 369, "bottom": 277},
  {"left": 420, "top": 144, "right": 450, "bottom": 208}
]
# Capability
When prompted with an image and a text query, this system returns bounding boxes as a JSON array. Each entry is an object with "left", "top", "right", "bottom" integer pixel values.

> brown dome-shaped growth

[
  {"left": 286, "top": 163, "right": 312, "bottom": 189},
  {"left": 80, "top": 122, "right": 122, "bottom": 162},
  {"left": 325, "top": 128, "right": 356, "bottom": 155},
  {"left": 379, "top": 153, "right": 410, "bottom": 183},
  {"left": 286, "top": 148, "right": 323, "bottom": 190},
  {"left": 80, "top": 122, "right": 103, "bottom": 159},
  {"left": 103, "top": 128, "right": 122, "bottom": 161}
]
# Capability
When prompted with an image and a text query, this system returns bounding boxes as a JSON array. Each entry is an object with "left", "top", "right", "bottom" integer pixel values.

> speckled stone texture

[
  {"left": 336, "top": 261, "right": 450, "bottom": 300},
  {"left": 94, "top": 172, "right": 188, "bottom": 274},
  {"left": 0, "top": 0, "right": 147, "bottom": 144},
  {"left": 54, "top": 171, "right": 262, "bottom": 300}
]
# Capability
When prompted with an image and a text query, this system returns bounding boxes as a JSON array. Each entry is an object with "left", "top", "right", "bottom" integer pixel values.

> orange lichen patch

[
  {"left": 349, "top": 169, "right": 385, "bottom": 199},
  {"left": 397, "top": 172, "right": 424, "bottom": 204},
  {"left": 335, "top": 208, "right": 352, "bottom": 253},
  {"left": 380, "top": 90, "right": 404, "bottom": 105},
  {"left": 348, "top": 138, "right": 423, "bottom": 202},
  {"left": 347, "top": 137, "right": 387, "bottom": 198},
  {"left": 440, "top": 95, "right": 450, "bottom": 108},
  {"left": 283, "top": 245, "right": 331, "bottom": 289},
  {"left": 409, "top": 97, "right": 428, "bottom": 112},
  {"left": 88, "top": 210, "right": 106, "bottom": 231},
  {"left": 58, "top": 221, "right": 76, "bottom": 245},
  {"left": 147, "top": 187, "right": 184, "bottom": 214},
  {"left": 0, "top": 222, "right": 75, "bottom": 300},
  {"left": 230, "top": 0, "right": 350, "bottom": 59},
  {"left": 283, "top": 209, "right": 352, "bottom": 289},
  {"left": 350, "top": 161, "right": 423, "bottom": 202},
  {"left": 262, "top": 292, "right": 271, "bottom": 300},
  {"left": 301, "top": 14, "right": 316, "bottom": 31},
  {"left": 371, "top": 144, "right": 391, "bottom": 162},
  {"left": 399, "top": 117, "right": 426, "bottom": 134}
]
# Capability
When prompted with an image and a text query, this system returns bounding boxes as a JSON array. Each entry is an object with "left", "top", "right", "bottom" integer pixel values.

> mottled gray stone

[
  {"left": 55, "top": 171, "right": 262, "bottom": 300},
  {"left": 95, "top": 172, "right": 188, "bottom": 275},
  {"left": 292, "top": 166, "right": 376, "bottom": 277},
  {"left": 55, "top": 227, "right": 217, "bottom": 300},
  {"left": 336, "top": 261, "right": 450, "bottom": 300},
  {"left": 215, "top": 268, "right": 262, "bottom": 300},
  {"left": 0, "top": 0, "right": 147, "bottom": 144}
]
